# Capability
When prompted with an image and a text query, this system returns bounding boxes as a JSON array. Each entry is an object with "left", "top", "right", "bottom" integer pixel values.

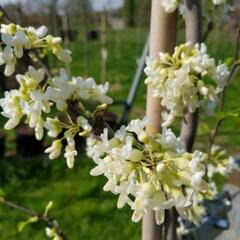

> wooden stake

[
  {"left": 100, "top": 10, "right": 108, "bottom": 83},
  {"left": 142, "top": 1, "right": 177, "bottom": 240}
]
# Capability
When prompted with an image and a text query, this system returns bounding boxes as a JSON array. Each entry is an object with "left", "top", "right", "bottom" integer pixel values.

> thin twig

[
  {"left": 0, "top": 197, "right": 68, "bottom": 240},
  {"left": 207, "top": 28, "right": 240, "bottom": 160},
  {"left": 202, "top": 21, "right": 213, "bottom": 42},
  {"left": 0, "top": 6, "right": 12, "bottom": 23},
  {"left": 31, "top": 50, "right": 53, "bottom": 79},
  {"left": 234, "top": 28, "right": 240, "bottom": 61}
]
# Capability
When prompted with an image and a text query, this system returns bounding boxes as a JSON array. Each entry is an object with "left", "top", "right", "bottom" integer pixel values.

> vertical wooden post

[
  {"left": 100, "top": 10, "right": 107, "bottom": 83},
  {"left": 142, "top": 1, "right": 177, "bottom": 240},
  {"left": 62, "top": 14, "right": 70, "bottom": 45}
]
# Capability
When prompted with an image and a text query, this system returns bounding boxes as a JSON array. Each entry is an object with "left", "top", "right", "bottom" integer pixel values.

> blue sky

[
  {"left": 90, "top": 0, "right": 124, "bottom": 11},
  {"left": 0, "top": 0, "right": 124, "bottom": 11}
]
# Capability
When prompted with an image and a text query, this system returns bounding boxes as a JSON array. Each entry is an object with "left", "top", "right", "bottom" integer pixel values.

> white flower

[
  {"left": 212, "top": 0, "right": 225, "bottom": 5},
  {"left": 45, "top": 69, "right": 73, "bottom": 111},
  {"left": 160, "top": 0, "right": 179, "bottom": 13},
  {"left": 0, "top": 89, "right": 23, "bottom": 129},
  {"left": 27, "top": 25, "right": 48, "bottom": 38},
  {"left": 72, "top": 77, "right": 113, "bottom": 104},
  {"left": 214, "top": 63, "right": 229, "bottom": 90},
  {"left": 64, "top": 132, "right": 77, "bottom": 168},
  {"left": 0, "top": 45, "right": 17, "bottom": 76},
  {"left": 45, "top": 227, "right": 55, "bottom": 237},
  {"left": 2, "top": 29, "right": 29, "bottom": 58},
  {"left": 191, "top": 171, "right": 205, "bottom": 190},
  {"left": 77, "top": 116, "right": 92, "bottom": 133},
  {"left": 45, "top": 227, "right": 61, "bottom": 240},
  {"left": 189, "top": 150, "right": 205, "bottom": 172},
  {"left": 89, "top": 117, "right": 207, "bottom": 225},
  {"left": 145, "top": 43, "right": 229, "bottom": 126},
  {"left": 16, "top": 66, "right": 45, "bottom": 89},
  {"left": 159, "top": 0, "right": 226, "bottom": 14},
  {"left": 86, "top": 135, "right": 99, "bottom": 159},
  {"left": 45, "top": 117, "right": 62, "bottom": 138},
  {"left": 56, "top": 48, "right": 72, "bottom": 63},
  {"left": 159, "top": 127, "right": 184, "bottom": 153},
  {"left": 208, "top": 145, "right": 238, "bottom": 179},
  {"left": 35, "top": 119, "right": 44, "bottom": 140},
  {"left": 126, "top": 116, "right": 148, "bottom": 137},
  {"left": 45, "top": 140, "right": 62, "bottom": 159},
  {"left": 0, "top": 24, "right": 71, "bottom": 76}
]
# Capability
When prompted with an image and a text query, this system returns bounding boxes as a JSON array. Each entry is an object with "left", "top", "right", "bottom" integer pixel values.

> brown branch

[
  {"left": 67, "top": 100, "right": 115, "bottom": 138},
  {"left": 0, "top": 6, "right": 12, "bottom": 23},
  {"left": 30, "top": 50, "right": 53, "bottom": 79},
  {"left": 0, "top": 197, "right": 67, "bottom": 240},
  {"left": 176, "top": 2, "right": 202, "bottom": 239},
  {"left": 180, "top": 0, "right": 202, "bottom": 152},
  {"left": 234, "top": 28, "right": 240, "bottom": 61},
  {"left": 202, "top": 21, "right": 213, "bottom": 42}
]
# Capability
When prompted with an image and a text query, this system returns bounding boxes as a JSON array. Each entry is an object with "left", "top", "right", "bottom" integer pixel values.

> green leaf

[
  {"left": 0, "top": 188, "right": 5, "bottom": 197},
  {"left": 224, "top": 57, "right": 233, "bottom": 67},
  {"left": 18, "top": 216, "right": 38, "bottom": 232},
  {"left": 215, "top": 108, "right": 240, "bottom": 121},
  {"left": 44, "top": 201, "right": 53, "bottom": 217}
]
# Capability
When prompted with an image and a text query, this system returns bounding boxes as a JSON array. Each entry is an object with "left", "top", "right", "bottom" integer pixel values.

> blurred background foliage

[{"left": 0, "top": 0, "right": 239, "bottom": 239}]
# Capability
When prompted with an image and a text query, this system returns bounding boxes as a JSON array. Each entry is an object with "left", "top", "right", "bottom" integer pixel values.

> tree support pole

[{"left": 142, "top": 1, "right": 177, "bottom": 240}]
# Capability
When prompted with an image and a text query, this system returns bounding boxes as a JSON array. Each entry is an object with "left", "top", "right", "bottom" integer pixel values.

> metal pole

[{"left": 120, "top": 34, "right": 149, "bottom": 125}]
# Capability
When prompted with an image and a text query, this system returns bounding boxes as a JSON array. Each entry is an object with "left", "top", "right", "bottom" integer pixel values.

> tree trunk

[
  {"left": 142, "top": 1, "right": 177, "bottom": 240},
  {"left": 180, "top": 0, "right": 202, "bottom": 152},
  {"left": 164, "top": 2, "right": 203, "bottom": 240}
]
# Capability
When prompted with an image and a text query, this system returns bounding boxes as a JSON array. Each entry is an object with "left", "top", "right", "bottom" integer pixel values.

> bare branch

[
  {"left": 30, "top": 50, "right": 53, "bottom": 79},
  {"left": 0, "top": 197, "right": 67, "bottom": 240},
  {"left": 202, "top": 21, "right": 213, "bottom": 42},
  {"left": 0, "top": 6, "right": 12, "bottom": 23}
]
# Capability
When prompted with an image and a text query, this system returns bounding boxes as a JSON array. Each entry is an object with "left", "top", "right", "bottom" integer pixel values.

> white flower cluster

[
  {"left": 177, "top": 145, "right": 237, "bottom": 232},
  {"left": 88, "top": 117, "right": 207, "bottom": 224},
  {"left": 145, "top": 42, "right": 229, "bottom": 126},
  {"left": 0, "top": 23, "right": 71, "bottom": 76},
  {"left": 45, "top": 227, "right": 61, "bottom": 240},
  {"left": 0, "top": 65, "right": 113, "bottom": 168},
  {"left": 208, "top": 145, "right": 237, "bottom": 179},
  {"left": 160, "top": 0, "right": 226, "bottom": 13},
  {"left": 180, "top": 182, "right": 217, "bottom": 227}
]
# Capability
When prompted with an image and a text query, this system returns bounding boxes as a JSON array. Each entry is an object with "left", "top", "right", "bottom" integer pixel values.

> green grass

[
  {"left": 0, "top": 156, "right": 141, "bottom": 240},
  {"left": 0, "top": 25, "right": 240, "bottom": 240},
  {"left": 68, "top": 27, "right": 148, "bottom": 120}
]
